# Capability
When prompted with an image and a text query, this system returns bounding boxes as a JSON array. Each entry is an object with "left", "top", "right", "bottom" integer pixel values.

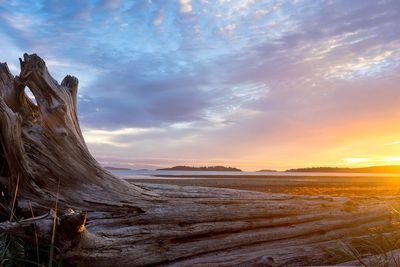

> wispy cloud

[
  {"left": 178, "top": 0, "right": 192, "bottom": 13},
  {"left": 152, "top": 8, "right": 164, "bottom": 26}
]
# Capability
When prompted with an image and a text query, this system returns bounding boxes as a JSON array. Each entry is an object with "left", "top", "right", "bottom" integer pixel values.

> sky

[{"left": 0, "top": 0, "right": 400, "bottom": 171}]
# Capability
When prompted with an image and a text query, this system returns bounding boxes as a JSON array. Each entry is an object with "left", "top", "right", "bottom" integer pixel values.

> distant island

[
  {"left": 104, "top": 166, "right": 131, "bottom": 171},
  {"left": 157, "top": 166, "right": 242, "bottom": 172},
  {"left": 286, "top": 165, "right": 400, "bottom": 174},
  {"left": 256, "top": 169, "right": 278, "bottom": 172}
]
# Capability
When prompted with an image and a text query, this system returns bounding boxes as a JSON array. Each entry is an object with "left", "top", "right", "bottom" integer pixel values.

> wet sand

[{"left": 126, "top": 175, "right": 400, "bottom": 197}]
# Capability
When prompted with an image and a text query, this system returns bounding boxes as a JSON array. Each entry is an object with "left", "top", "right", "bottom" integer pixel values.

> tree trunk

[{"left": 0, "top": 54, "right": 398, "bottom": 266}]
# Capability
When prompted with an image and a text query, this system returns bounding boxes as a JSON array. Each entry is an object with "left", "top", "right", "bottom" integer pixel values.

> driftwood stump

[{"left": 0, "top": 54, "right": 399, "bottom": 266}]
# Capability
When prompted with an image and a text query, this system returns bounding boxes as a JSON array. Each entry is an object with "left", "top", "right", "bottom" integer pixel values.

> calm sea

[{"left": 109, "top": 169, "right": 400, "bottom": 179}]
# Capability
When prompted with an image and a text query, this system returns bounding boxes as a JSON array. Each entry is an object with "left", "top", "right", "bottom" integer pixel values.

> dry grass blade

[
  {"left": 9, "top": 175, "right": 19, "bottom": 222},
  {"left": 29, "top": 200, "right": 40, "bottom": 265},
  {"left": 48, "top": 179, "right": 60, "bottom": 267}
]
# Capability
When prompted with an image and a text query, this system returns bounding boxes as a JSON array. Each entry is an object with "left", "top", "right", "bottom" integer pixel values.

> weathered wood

[
  {"left": 338, "top": 248, "right": 400, "bottom": 266},
  {"left": 0, "top": 54, "right": 398, "bottom": 266}
]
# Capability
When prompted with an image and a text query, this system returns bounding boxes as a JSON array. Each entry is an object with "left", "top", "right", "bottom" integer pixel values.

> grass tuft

[{"left": 0, "top": 178, "right": 63, "bottom": 267}]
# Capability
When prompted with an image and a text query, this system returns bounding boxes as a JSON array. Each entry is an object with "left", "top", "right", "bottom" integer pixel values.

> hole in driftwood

[{"left": 24, "top": 87, "right": 37, "bottom": 105}]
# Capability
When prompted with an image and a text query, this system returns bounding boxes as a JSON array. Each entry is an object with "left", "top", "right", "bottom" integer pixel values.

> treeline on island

[
  {"left": 286, "top": 165, "right": 400, "bottom": 173},
  {"left": 104, "top": 164, "right": 400, "bottom": 174},
  {"left": 157, "top": 165, "right": 242, "bottom": 172}
]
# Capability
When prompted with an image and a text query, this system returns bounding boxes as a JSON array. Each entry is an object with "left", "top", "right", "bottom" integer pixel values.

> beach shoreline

[{"left": 126, "top": 174, "right": 400, "bottom": 197}]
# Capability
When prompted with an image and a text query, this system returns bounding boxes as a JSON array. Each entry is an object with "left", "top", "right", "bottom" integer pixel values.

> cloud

[
  {"left": 152, "top": 8, "right": 164, "bottom": 26},
  {"left": 99, "top": 0, "right": 121, "bottom": 10},
  {"left": 83, "top": 127, "right": 160, "bottom": 146},
  {"left": 254, "top": 9, "right": 270, "bottom": 19},
  {"left": 219, "top": 23, "right": 236, "bottom": 36},
  {"left": 77, "top": 61, "right": 214, "bottom": 129},
  {"left": 178, "top": 0, "right": 192, "bottom": 13}
]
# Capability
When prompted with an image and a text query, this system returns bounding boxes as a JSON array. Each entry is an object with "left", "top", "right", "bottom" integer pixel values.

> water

[{"left": 109, "top": 169, "right": 400, "bottom": 179}]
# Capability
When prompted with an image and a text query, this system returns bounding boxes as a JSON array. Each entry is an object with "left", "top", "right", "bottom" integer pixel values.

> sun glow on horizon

[{"left": 383, "top": 157, "right": 400, "bottom": 163}]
